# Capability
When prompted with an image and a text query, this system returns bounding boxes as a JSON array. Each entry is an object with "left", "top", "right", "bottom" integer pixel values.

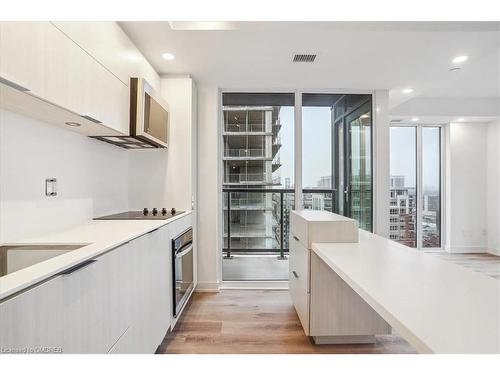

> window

[
  {"left": 222, "top": 93, "right": 294, "bottom": 281},
  {"left": 302, "top": 93, "right": 373, "bottom": 231},
  {"left": 221, "top": 91, "right": 374, "bottom": 283},
  {"left": 390, "top": 125, "right": 442, "bottom": 249}
]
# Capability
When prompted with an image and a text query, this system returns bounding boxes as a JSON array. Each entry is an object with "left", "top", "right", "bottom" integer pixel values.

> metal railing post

[
  {"left": 224, "top": 192, "right": 233, "bottom": 259},
  {"left": 278, "top": 191, "right": 286, "bottom": 260}
]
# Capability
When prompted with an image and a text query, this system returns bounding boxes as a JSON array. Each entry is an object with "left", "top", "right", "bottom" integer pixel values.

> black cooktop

[{"left": 94, "top": 208, "right": 184, "bottom": 220}]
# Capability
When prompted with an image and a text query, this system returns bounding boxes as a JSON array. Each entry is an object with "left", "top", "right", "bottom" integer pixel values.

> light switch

[{"left": 45, "top": 178, "right": 57, "bottom": 197}]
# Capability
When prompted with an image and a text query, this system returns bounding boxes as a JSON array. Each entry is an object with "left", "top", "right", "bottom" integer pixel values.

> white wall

[
  {"left": 0, "top": 109, "right": 129, "bottom": 243},
  {"left": 195, "top": 84, "right": 220, "bottom": 291},
  {"left": 486, "top": 120, "right": 500, "bottom": 255},
  {"left": 445, "top": 122, "right": 489, "bottom": 253},
  {"left": 373, "top": 90, "right": 390, "bottom": 238}
]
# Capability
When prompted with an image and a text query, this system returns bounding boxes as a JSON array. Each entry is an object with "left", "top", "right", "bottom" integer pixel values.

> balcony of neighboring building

[
  {"left": 223, "top": 107, "right": 274, "bottom": 135},
  {"left": 223, "top": 148, "right": 272, "bottom": 161},
  {"left": 223, "top": 223, "right": 275, "bottom": 238},
  {"left": 222, "top": 195, "right": 273, "bottom": 211}
]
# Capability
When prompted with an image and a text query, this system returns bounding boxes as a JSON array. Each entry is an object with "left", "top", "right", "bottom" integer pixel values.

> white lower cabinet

[
  {"left": 0, "top": 276, "right": 63, "bottom": 353},
  {"left": 288, "top": 236, "right": 310, "bottom": 335},
  {"left": 0, "top": 214, "right": 192, "bottom": 354},
  {"left": 61, "top": 256, "right": 112, "bottom": 353},
  {"left": 289, "top": 210, "right": 390, "bottom": 344}
]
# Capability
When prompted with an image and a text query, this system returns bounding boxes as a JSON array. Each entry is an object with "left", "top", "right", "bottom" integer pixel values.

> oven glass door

[{"left": 174, "top": 243, "right": 194, "bottom": 316}]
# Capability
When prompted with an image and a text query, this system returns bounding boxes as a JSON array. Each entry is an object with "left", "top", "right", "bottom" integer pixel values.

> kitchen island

[{"left": 312, "top": 230, "right": 500, "bottom": 353}]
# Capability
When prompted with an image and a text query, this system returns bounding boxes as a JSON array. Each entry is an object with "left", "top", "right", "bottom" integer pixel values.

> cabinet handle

[
  {"left": 81, "top": 115, "right": 102, "bottom": 124},
  {"left": 292, "top": 271, "right": 299, "bottom": 279},
  {"left": 0, "top": 76, "right": 29, "bottom": 92},
  {"left": 293, "top": 236, "right": 300, "bottom": 242},
  {"left": 60, "top": 259, "right": 97, "bottom": 276}
]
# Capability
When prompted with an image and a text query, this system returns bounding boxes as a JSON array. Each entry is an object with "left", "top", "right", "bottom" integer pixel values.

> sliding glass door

[
  {"left": 389, "top": 125, "right": 442, "bottom": 249},
  {"left": 345, "top": 101, "right": 372, "bottom": 231}
]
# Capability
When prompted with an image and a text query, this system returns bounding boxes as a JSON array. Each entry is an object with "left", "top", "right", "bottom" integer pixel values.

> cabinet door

[
  {"left": 0, "top": 276, "right": 63, "bottom": 353},
  {"left": 43, "top": 24, "right": 129, "bottom": 134},
  {"left": 0, "top": 22, "right": 47, "bottom": 95},
  {"left": 288, "top": 235, "right": 310, "bottom": 335},
  {"left": 61, "top": 257, "right": 110, "bottom": 353}
]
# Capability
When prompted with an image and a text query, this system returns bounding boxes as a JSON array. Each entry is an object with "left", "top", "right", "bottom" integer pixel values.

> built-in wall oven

[{"left": 172, "top": 227, "right": 194, "bottom": 317}]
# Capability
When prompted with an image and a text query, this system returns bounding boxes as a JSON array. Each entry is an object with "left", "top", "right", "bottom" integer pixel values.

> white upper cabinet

[
  {"left": 0, "top": 21, "right": 161, "bottom": 136},
  {"left": 51, "top": 22, "right": 161, "bottom": 91},
  {"left": 0, "top": 22, "right": 47, "bottom": 96}
]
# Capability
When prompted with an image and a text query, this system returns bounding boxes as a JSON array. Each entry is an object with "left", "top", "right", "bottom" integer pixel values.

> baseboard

[
  {"left": 221, "top": 280, "right": 288, "bottom": 290},
  {"left": 487, "top": 248, "right": 500, "bottom": 256},
  {"left": 447, "top": 246, "right": 489, "bottom": 254},
  {"left": 195, "top": 282, "right": 220, "bottom": 292}
]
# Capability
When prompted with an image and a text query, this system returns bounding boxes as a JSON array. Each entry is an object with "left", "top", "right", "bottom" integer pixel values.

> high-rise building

[
  {"left": 389, "top": 176, "right": 416, "bottom": 247},
  {"left": 222, "top": 106, "right": 282, "bottom": 253}
]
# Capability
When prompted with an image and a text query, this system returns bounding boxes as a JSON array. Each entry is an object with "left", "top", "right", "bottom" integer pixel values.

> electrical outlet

[{"left": 45, "top": 178, "right": 57, "bottom": 197}]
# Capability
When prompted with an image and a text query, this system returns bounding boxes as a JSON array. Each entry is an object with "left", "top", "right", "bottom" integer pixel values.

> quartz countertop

[
  {"left": 0, "top": 211, "right": 191, "bottom": 300},
  {"left": 312, "top": 230, "right": 500, "bottom": 353}
]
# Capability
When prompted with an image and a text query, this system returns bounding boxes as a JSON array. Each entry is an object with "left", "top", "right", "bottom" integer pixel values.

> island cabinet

[
  {"left": 0, "top": 213, "right": 192, "bottom": 354},
  {"left": 289, "top": 210, "right": 390, "bottom": 344}
]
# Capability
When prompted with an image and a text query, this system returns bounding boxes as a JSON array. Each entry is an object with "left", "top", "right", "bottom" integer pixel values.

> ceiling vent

[{"left": 293, "top": 53, "right": 317, "bottom": 63}]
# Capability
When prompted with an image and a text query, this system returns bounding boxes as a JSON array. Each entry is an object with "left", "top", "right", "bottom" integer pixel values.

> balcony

[
  {"left": 223, "top": 123, "right": 270, "bottom": 134},
  {"left": 223, "top": 148, "right": 271, "bottom": 160},
  {"left": 224, "top": 173, "right": 269, "bottom": 185},
  {"left": 222, "top": 188, "right": 335, "bottom": 280}
]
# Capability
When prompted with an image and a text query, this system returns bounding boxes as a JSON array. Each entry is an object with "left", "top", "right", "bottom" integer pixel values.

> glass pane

[
  {"left": 301, "top": 93, "right": 337, "bottom": 213},
  {"left": 302, "top": 106, "right": 332, "bottom": 190},
  {"left": 348, "top": 106, "right": 372, "bottom": 231},
  {"left": 222, "top": 93, "right": 294, "bottom": 281},
  {"left": 389, "top": 127, "right": 417, "bottom": 247},
  {"left": 422, "top": 127, "right": 441, "bottom": 248}
]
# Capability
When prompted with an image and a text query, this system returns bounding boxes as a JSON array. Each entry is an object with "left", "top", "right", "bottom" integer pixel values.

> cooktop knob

[
  {"left": 170, "top": 207, "right": 176, "bottom": 215},
  {"left": 152, "top": 208, "right": 158, "bottom": 216},
  {"left": 161, "top": 208, "right": 167, "bottom": 215},
  {"left": 143, "top": 208, "right": 149, "bottom": 215}
]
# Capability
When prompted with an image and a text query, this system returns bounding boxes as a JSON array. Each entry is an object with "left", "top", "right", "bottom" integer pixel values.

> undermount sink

[{"left": 0, "top": 244, "right": 88, "bottom": 277}]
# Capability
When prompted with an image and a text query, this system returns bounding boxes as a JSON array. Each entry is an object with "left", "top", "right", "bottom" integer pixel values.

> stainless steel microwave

[{"left": 130, "top": 77, "right": 169, "bottom": 148}]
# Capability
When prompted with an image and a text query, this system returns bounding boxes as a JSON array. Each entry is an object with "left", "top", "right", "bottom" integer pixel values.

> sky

[
  {"left": 278, "top": 108, "right": 440, "bottom": 193},
  {"left": 390, "top": 127, "right": 440, "bottom": 193}
]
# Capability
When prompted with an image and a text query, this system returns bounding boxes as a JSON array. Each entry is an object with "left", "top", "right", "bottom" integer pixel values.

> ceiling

[{"left": 120, "top": 21, "right": 500, "bottom": 121}]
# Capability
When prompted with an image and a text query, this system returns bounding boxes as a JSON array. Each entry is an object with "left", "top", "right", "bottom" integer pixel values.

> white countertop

[
  {"left": 312, "top": 230, "right": 500, "bottom": 354},
  {"left": 0, "top": 211, "right": 191, "bottom": 300},
  {"left": 292, "top": 209, "right": 357, "bottom": 222}
]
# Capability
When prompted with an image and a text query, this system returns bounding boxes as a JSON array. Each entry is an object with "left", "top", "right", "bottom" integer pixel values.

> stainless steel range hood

[{"left": 91, "top": 78, "right": 170, "bottom": 149}]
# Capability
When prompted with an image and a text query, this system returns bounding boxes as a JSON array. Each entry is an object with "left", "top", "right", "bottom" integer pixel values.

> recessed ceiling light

[
  {"left": 65, "top": 121, "right": 81, "bottom": 127},
  {"left": 402, "top": 88, "right": 414, "bottom": 94},
  {"left": 411, "top": 117, "right": 419, "bottom": 122},
  {"left": 161, "top": 52, "right": 175, "bottom": 61},
  {"left": 452, "top": 55, "right": 468, "bottom": 64},
  {"left": 456, "top": 117, "right": 465, "bottom": 122}
]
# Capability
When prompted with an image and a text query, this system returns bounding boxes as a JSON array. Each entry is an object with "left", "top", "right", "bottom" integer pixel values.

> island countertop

[{"left": 312, "top": 230, "right": 500, "bottom": 354}]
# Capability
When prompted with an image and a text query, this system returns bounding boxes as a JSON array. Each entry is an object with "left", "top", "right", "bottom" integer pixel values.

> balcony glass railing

[
  {"left": 223, "top": 188, "right": 335, "bottom": 257},
  {"left": 224, "top": 173, "right": 267, "bottom": 184},
  {"left": 224, "top": 124, "right": 268, "bottom": 133},
  {"left": 224, "top": 149, "right": 266, "bottom": 158}
]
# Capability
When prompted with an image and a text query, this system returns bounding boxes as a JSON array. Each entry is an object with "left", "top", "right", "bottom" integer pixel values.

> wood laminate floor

[{"left": 157, "top": 290, "right": 416, "bottom": 354}]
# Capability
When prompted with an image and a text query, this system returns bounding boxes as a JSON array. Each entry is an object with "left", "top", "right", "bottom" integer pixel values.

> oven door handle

[{"left": 175, "top": 244, "right": 193, "bottom": 258}]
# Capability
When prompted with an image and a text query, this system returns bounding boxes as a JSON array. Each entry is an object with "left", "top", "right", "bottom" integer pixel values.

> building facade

[{"left": 222, "top": 106, "right": 282, "bottom": 253}]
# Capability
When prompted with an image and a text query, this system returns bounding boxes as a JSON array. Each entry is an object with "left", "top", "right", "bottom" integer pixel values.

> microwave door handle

[{"left": 175, "top": 244, "right": 193, "bottom": 258}]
